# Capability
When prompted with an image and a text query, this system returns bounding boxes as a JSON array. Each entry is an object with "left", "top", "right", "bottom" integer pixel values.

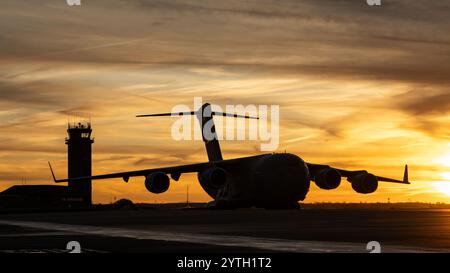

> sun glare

[
  {"left": 442, "top": 172, "right": 450, "bottom": 181},
  {"left": 434, "top": 182, "right": 450, "bottom": 196},
  {"left": 435, "top": 153, "right": 450, "bottom": 167}
]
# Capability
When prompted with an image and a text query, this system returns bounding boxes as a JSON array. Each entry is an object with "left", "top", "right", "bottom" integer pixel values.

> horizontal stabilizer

[
  {"left": 136, "top": 111, "right": 195, "bottom": 117},
  {"left": 137, "top": 110, "right": 258, "bottom": 119}
]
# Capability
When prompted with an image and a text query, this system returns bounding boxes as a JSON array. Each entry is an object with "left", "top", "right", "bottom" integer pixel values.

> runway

[{"left": 0, "top": 208, "right": 449, "bottom": 253}]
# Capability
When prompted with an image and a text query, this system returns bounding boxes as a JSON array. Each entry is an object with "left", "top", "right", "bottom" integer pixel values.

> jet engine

[
  {"left": 145, "top": 172, "right": 170, "bottom": 194},
  {"left": 198, "top": 167, "right": 227, "bottom": 190},
  {"left": 349, "top": 173, "right": 378, "bottom": 194},
  {"left": 314, "top": 168, "right": 342, "bottom": 190}
]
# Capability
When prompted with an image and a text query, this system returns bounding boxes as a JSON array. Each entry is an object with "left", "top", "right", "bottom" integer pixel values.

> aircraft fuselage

[{"left": 199, "top": 153, "right": 310, "bottom": 209}]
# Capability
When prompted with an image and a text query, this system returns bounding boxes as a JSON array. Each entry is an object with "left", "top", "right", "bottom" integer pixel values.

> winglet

[
  {"left": 48, "top": 161, "right": 57, "bottom": 183},
  {"left": 403, "top": 164, "right": 410, "bottom": 184}
]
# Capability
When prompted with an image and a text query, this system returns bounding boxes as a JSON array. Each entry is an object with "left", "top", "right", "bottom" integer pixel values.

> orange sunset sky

[{"left": 0, "top": 0, "right": 449, "bottom": 204}]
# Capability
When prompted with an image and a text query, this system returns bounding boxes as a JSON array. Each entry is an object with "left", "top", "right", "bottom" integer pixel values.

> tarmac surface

[{"left": 0, "top": 208, "right": 450, "bottom": 253}]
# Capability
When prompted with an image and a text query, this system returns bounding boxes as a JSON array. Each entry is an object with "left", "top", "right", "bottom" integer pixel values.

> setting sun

[
  {"left": 434, "top": 182, "right": 450, "bottom": 197},
  {"left": 442, "top": 172, "right": 450, "bottom": 181},
  {"left": 435, "top": 153, "right": 450, "bottom": 168}
]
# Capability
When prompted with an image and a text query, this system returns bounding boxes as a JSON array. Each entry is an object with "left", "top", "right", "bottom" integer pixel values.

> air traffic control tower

[{"left": 66, "top": 122, "right": 94, "bottom": 206}]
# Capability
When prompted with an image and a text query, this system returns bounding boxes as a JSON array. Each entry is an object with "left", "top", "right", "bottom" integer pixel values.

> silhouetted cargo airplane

[{"left": 49, "top": 103, "right": 410, "bottom": 209}]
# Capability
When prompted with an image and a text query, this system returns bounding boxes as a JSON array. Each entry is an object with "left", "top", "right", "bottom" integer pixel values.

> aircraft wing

[
  {"left": 49, "top": 161, "right": 210, "bottom": 183},
  {"left": 306, "top": 163, "right": 410, "bottom": 184},
  {"left": 48, "top": 155, "right": 265, "bottom": 184}
]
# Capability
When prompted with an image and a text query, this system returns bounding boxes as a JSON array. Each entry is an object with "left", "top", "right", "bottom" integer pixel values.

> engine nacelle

[
  {"left": 314, "top": 168, "right": 341, "bottom": 190},
  {"left": 145, "top": 172, "right": 170, "bottom": 194},
  {"left": 349, "top": 173, "right": 378, "bottom": 194},
  {"left": 198, "top": 167, "right": 227, "bottom": 190}
]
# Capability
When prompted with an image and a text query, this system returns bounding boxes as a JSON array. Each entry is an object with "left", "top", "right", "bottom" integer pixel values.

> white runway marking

[{"left": 0, "top": 220, "right": 442, "bottom": 253}]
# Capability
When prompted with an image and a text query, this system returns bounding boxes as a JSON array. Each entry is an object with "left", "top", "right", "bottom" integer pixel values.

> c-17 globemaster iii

[{"left": 49, "top": 103, "right": 410, "bottom": 209}]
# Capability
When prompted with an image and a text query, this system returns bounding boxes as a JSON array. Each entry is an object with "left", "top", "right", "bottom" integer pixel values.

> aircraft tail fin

[{"left": 137, "top": 103, "right": 258, "bottom": 162}]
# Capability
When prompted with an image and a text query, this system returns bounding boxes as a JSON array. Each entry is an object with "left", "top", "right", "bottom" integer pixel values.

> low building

[{"left": 0, "top": 185, "right": 70, "bottom": 209}]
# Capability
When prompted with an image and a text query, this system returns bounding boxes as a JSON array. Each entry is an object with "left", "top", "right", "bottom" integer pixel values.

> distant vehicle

[{"left": 49, "top": 103, "right": 410, "bottom": 209}]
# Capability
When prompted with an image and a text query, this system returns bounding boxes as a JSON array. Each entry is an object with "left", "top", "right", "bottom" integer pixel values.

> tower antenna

[{"left": 185, "top": 184, "right": 191, "bottom": 208}]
